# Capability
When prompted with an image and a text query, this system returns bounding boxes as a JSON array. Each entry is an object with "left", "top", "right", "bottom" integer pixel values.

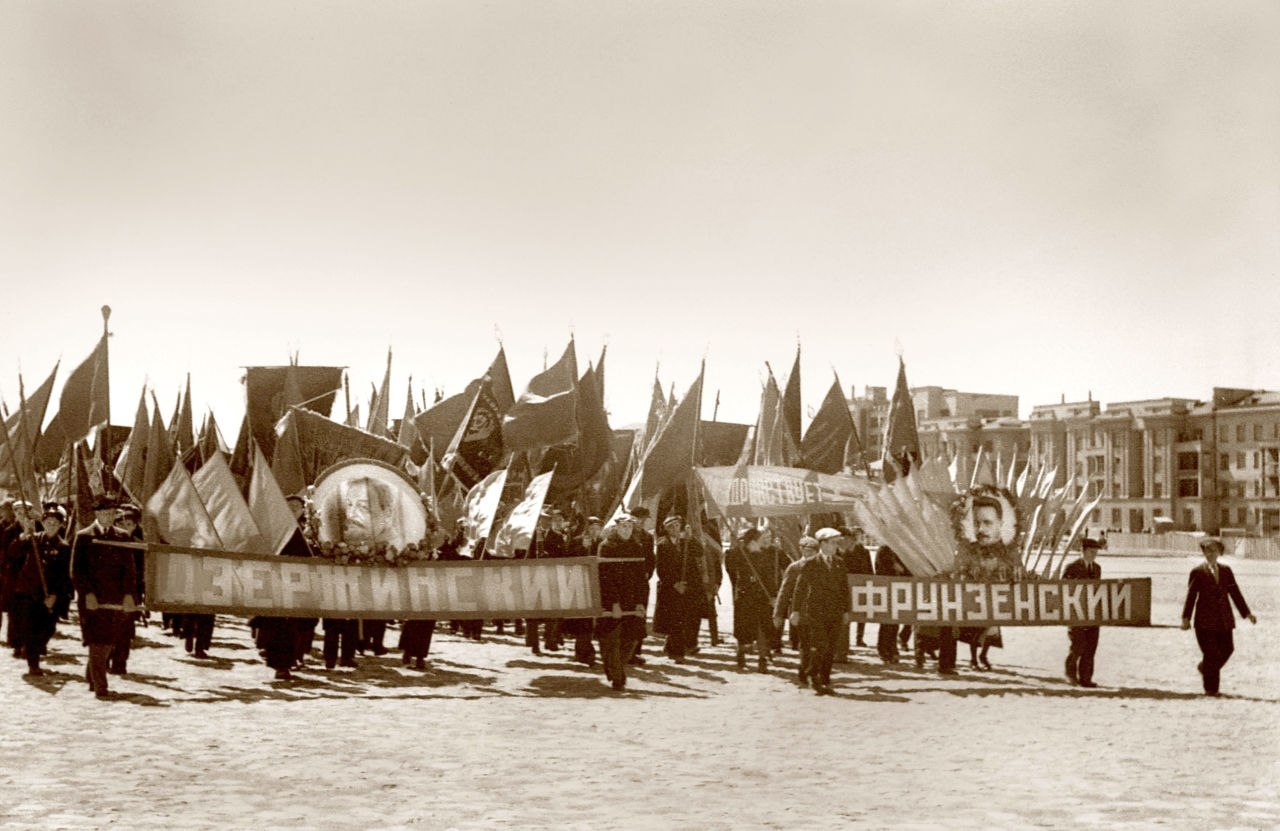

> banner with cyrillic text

[
  {"left": 849, "top": 575, "right": 1151, "bottom": 626},
  {"left": 145, "top": 545, "right": 602, "bottom": 619}
]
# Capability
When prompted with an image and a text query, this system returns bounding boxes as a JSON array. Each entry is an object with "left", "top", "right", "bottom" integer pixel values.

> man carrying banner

[
  {"left": 594, "top": 515, "right": 649, "bottom": 691},
  {"left": 111, "top": 504, "right": 147, "bottom": 675},
  {"left": 653, "top": 515, "right": 707, "bottom": 664},
  {"left": 724, "top": 528, "right": 785, "bottom": 673},
  {"left": 4, "top": 503, "right": 71, "bottom": 676},
  {"left": 1181, "top": 536, "right": 1257, "bottom": 697},
  {"left": 71, "top": 497, "right": 138, "bottom": 700},
  {"left": 1063, "top": 538, "right": 1103, "bottom": 687}
]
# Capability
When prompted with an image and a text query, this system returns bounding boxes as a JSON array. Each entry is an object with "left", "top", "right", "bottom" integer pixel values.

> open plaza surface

[{"left": 2, "top": 554, "right": 1277, "bottom": 830}]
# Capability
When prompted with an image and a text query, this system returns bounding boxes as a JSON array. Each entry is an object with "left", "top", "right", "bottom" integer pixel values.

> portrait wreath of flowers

[{"left": 302, "top": 501, "right": 436, "bottom": 567}]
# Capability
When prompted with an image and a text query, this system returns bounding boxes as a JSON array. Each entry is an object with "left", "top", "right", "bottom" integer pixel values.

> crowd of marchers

[{"left": 0, "top": 497, "right": 1257, "bottom": 700}]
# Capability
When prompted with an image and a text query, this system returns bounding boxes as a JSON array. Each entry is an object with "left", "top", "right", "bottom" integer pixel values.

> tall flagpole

[{"left": 99, "top": 305, "right": 112, "bottom": 485}]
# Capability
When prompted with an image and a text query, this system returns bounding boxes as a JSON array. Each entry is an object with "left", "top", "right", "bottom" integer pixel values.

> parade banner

[
  {"left": 849, "top": 575, "right": 1152, "bottom": 627},
  {"left": 145, "top": 544, "right": 602, "bottom": 620},
  {"left": 696, "top": 465, "right": 875, "bottom": 518}
]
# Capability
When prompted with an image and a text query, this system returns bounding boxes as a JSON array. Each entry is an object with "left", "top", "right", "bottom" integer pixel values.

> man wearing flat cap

[
  {"left": 1062, "top": 538, "right": 1104, "bottom": 687},
  {"left": 786, "top": 528, "right": 851, "bottom": 695},
  {"left": 1182, "top": 536, "right": 1257, "bottom": 696}
]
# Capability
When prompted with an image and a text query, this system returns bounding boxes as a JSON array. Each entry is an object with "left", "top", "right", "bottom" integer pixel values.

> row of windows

[
  {"left": 1218, "top": 451, "right": 1270, "bottom": 470},
  {"left": 1218, "top": 422, "right": 1280, "bottom": 444}
]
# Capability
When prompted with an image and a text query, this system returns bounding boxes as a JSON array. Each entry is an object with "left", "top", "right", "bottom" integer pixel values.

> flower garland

[{"left": 301, "top": 501, "right": 437, "bottom": 567}]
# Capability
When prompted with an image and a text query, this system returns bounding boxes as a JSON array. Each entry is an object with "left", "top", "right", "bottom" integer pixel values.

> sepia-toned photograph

[{"left": 1, "top": 2, "right": 1277, "bottom": 829}]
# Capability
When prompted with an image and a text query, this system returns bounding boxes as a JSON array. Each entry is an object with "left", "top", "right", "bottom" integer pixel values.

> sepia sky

[{"left": 1, "top": 1, "right": 1277, "bottom": 433}]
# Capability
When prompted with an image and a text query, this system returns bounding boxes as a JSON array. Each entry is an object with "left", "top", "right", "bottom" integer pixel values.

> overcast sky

[{"left": 2, "top": 1, "right": 1276, "bottom": 434}]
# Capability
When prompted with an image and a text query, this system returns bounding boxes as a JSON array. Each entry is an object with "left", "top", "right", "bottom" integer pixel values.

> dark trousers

[
  {"left": 323, "top": 619, "right": 358, "bottom": 667},
  {"left": 1066, "top": 626, "right": 1100, "bottom": 684},
  {"left": 295, "top": 618, "right": 317, "bottom": 663},
  {"left": 737, "top": 617, "right": 776, "bottom": 668},
  {"left": 664, "top": 612, "right": 700, "bottom": 659},
  {"left": 87, "top": 643, "right": 113, "bottom": 695},
  {"left": 359, "top": 619, "right": 388, "bottom": 654},
  {"left": 262, "top": 618, "right": 297, "bottom": 671},
  {"left": 112, "top": 616, "right": 139, "bottom": 671},
  {"left": 801, "top": 617, "right": 842, "bottom": 686},
  {"left": 937, "top": 627, "right": 958, "bottom": 673},
  {"left": 400, "top": 620, "right": 436, "bottom": 660},
  {"left": 597, "top": 621, "right": 642, "bottom": 685},
  {"left": 12, "top": 596, "right": 55, "bottom": 671},
  {"left": 1195, "top": 628, "right": 1235, "bottom": 695},
  {"left": 182, "top": 614, "right": 214, "bottom": 655},
  {"left": 525, "top": 619, "right": 561, "bottom": 651},
  {"left": 877, "top": 623, "right": 901, "bottom": 663}
]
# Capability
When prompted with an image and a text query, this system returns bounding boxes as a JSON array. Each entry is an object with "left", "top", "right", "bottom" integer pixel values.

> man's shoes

[
  {"left": 1079, "top": 681, "right": 1097, "bottom": 688},
  {"left": 25, "top": 667, "right": 44, "bottom": 677},
  {"left": 611, "top": 678, "right": 626, "bottom": 691},
  {"left": 627, "top": 655, "right": 646, "bottom": 666},
  {"left": 736, "top": 652, "right": 747, "bottom": 670},
  {"left": 757, "top": 657, "right": 769, "bottom": 674},
  {"left": 672, "top": 656, "right": 687, "bottom": 665},
  {"left": 194, "top": 650, "right": 210, "bottom": 660},
  {"left": 939, "top": 668, "right": 959, "bottom": 676},
  {"left": 339, "top": 658, "right": 357, "bottom": 668},
  {"left": 274, "top": 669, "right": 292, "bottom": 681},
  {"left": 1066, "top": 668, "right": 1078, "bottom": 685},
  {"left": 855, "top": 639, "right": 867, "bottom": 648},
  {"left": 414, "top": 658, "right": 426, "bottom": 670},
  {"left": 531, "top": 646, "right": 542, "bottom": 656}
]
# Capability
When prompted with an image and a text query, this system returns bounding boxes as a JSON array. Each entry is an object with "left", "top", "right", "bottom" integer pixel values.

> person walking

[
  {"left": 1182, "top": 536, "right": 1256, "bottom": 697},
  {"left": 1063, "top": 538, "right": 1103, "bottom": 687}
]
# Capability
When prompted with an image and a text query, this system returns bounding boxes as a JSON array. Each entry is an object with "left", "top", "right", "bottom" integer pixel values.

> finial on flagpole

[
  {"left": 494, "top": 324, "right": 503, "bottom": 346},
  {"left": 894, "top": 339, "right": 904, "bottom": 360},
  {"left": 101, "top": 305, "right": 112, "bottom": 334}
]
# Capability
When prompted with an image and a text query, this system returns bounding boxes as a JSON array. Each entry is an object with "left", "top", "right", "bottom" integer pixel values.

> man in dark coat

[
  {"left": 5, "top": 503, "right": 71, "bottom": 675},
  {"left": 874, "top": 544, "right": 909, "bottom": 664},
  {"left": 594, "top": 515, "right": 650, "bottom": 690},
  {"left": 1181, "top": 536, "right": 1256, "bottom": 696},
  {"left": 785, "top": 528, "right": 851, "bottom": 695},
  {"left": 834, "top": 525, "right": 874, "bottom": 660},
  {"left": 1063, "top": 537, "right": 1103, "bottom": 687},
  {"left": 109, "top": 505, "right": 146, "bottom": 675},
  {"left": 625, "top": 507, "right": 657, "bottom": 666},
  {"left": 71, "top": 498, "right": 138, "bottom": 700},
  {"left": 653, "top": 515, "right": 706, "bottom": 663}
]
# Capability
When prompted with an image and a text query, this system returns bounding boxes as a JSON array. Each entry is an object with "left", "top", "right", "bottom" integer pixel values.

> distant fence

[{"left": 1104, "top": 532, "right": 1280, "bottom": 561}]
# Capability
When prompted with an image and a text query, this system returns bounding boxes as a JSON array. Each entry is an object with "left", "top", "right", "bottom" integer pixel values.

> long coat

[
  {"left": 652, "top": 535, "right": 707, "bottom": 635},
  {"left": 71, "top": 525, "right": 138, "bottom": 646},
  {"left": 1182, "top": 562, "right": 1251, "bottom": 631},
  {"left": 724, "top": 544, "right": 787, "bottom": 640},
  {"left": 595, "top": 534, "right": 650, "bottom": 641}
]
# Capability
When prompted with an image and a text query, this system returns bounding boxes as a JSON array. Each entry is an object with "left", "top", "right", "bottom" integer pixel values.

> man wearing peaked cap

[{"left": 1063, "top": 538, "right": 1103, "bottom": 687}]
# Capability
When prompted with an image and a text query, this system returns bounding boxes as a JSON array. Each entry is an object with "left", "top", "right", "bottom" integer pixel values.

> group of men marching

[
  {"left": 2, "top": 494, "right": 1259, "bottom": 699},
  {"left": 1, "top": 495, "right": 143, "bottom": 699}
]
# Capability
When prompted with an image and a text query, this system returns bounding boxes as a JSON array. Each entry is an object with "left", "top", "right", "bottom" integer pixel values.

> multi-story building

[{"left": 1027, "top": 388, "right": 1280, "bottom": 535}]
